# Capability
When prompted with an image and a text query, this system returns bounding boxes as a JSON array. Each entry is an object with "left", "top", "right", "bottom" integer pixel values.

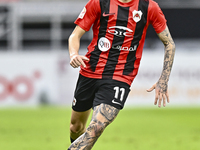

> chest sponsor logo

[
  {"left": 112, "top": 45, "right": 138, "bottom": 51},
  {"left": 98, "top": 37, "right": 111, "bottom": 52},
  {"left": 108, "top": 26, "right": 133, "bottom": 37},
  {"left": 132, "top": 10, "right": 143, "bottom": 23},
  {"left": 78, "top": 7, "right": 86, "bottom": 19}
]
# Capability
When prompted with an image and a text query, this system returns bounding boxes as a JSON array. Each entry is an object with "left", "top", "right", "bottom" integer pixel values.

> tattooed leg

[{"left": 68, "top": 104, "right": 120, "bottom": 150}]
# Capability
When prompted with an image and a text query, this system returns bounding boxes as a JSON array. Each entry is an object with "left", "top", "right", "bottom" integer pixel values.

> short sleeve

[
  {"left": 148, "top": 0, "right": 167, "bottom": 34},
  {"left": 74, "top": 0, "right": 101, "bottom": 31}
]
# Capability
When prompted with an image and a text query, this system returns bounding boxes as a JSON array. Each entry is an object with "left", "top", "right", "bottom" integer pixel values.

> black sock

[{"left": 70, "top": 137, "right": 75, "bottom": 143}]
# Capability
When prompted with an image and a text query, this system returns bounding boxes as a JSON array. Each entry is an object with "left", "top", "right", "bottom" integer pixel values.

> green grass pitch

[{"left": 0, "top": 106, "right": 200, "bottom": 150}]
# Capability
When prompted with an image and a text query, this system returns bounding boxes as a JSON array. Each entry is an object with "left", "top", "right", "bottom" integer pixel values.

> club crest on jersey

[
  {"left": 98, "top": 37, "right": 111, "bottom": 52},
  {"left": 78, "top": 7, "right": 86, "bottom": 19},
  {"left": 132, "top": 10, "right": 143, "bottom": 23}
]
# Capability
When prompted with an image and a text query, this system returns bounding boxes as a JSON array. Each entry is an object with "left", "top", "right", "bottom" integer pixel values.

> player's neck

[{"left": 118, "top": 0, "right": 132, "bottom": 3}]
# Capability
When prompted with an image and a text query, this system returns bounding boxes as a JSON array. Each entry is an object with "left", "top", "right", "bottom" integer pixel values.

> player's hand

[
  {"left": 146, "top": 83, "right": 170, "bottom": 107},
  {"left": 70, "top": 54, "right": 89, "bottom": 68}
]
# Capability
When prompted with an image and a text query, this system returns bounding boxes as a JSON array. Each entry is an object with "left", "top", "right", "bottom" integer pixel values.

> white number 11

[{"left": 114, "top": 86, "right": 125, "bottom": 101}]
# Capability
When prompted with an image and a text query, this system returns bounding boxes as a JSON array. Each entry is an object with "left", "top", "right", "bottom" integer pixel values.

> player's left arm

[{"left": 147, "top": 26, "right": 175, "bottom": 107}]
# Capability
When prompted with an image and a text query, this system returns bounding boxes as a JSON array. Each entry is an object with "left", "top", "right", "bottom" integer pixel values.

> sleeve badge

[{"left": 78, "top": 7, "right": 87, "bottom": 19}]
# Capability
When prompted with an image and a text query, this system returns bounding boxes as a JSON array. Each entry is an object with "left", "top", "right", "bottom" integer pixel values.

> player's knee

[
  {"left": 88, "top": 120, "right": 106, "bottom": 137},
  {"left": 70, "top": 122, "right": 84, "bottom": 134}
]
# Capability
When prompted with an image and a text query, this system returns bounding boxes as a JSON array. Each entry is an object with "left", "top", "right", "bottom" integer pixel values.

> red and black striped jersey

[{"left": 75, "top": 0, "right": 166, "bottom": 85}]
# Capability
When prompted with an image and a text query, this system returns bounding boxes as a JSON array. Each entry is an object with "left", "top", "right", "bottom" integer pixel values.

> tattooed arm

[{"left": 147, "top": 26, "right": 175, "bottom": 107}]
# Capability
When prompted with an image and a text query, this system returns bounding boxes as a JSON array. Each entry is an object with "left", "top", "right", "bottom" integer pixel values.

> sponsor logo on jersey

[
  {"left": 108, "top": 26, "right": 133, "bottom": 37},
  {"left": 112, "top": 45, "right": 138, "bottom": 51},
  {"left": 132, "top": 10, "right": 143, "bottom": 23},
  {"left": 78, "top": 7, "right": 86, "bottom": 19},
  {"left": 98, "top": 37, "right": 111, "bottom": 52}
]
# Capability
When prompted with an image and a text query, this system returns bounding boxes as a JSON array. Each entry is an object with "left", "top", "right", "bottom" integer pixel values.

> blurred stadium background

[{"left": 0, "top": 0, "right": 200, "bottom": 150}]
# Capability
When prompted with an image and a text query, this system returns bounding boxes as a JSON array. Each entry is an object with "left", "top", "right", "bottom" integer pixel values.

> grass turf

[{"left": 0, "top": 107, "right": 200, "bottom": 150}]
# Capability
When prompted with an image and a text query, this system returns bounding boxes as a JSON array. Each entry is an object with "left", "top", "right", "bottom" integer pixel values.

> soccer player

[{"left": 68, "top": 0, "right": 175, "bottom": 149}]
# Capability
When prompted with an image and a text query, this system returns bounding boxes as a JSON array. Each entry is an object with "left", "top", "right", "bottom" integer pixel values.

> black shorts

[{"left": 72, "top": 74, "right": 131, "bottom": 112}]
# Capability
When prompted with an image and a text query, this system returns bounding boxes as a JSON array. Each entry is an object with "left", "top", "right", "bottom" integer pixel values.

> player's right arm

[
  {"left": 69, "top": 0, "right": 100, "bottom": 68},
  {"left": 68, "top": 25, "right": 89, "bottom": 68}
]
